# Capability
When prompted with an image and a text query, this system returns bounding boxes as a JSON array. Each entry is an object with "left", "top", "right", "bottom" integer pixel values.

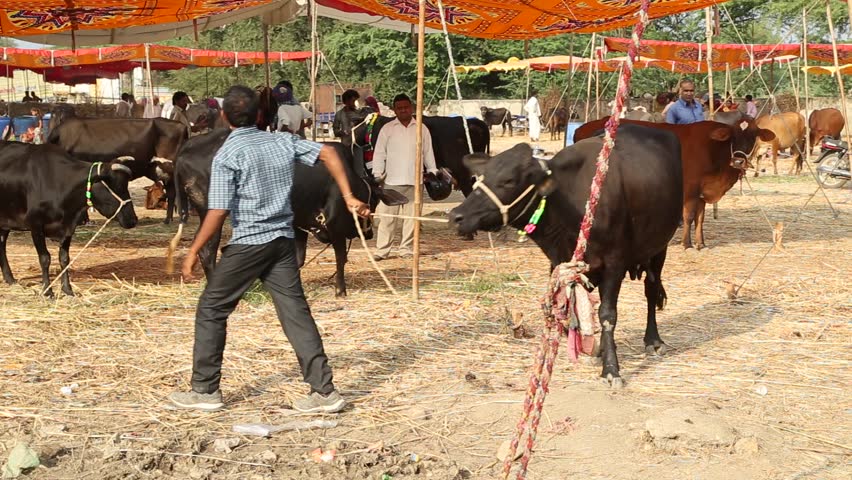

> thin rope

[
  {"left": 425, "top": 67, "right": 451, "bottom": 110},
  {"left": 436, "top": 0, "right": 473, "bottom": 154},
  {"left": 302, "top": 242, "right": 331, "bottom": 268},
  {"left": 351, "top": 210, "right": 398, "bottom": 295},
  {"left": 320, "top": 55, "right": 346, "bottom": 92},
  {"left": 42, "top": 199, "right": 131, "bottom": 296}
]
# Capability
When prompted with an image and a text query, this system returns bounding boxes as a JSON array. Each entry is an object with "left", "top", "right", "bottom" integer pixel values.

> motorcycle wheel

[{"left": 816, "top": 153, "right": 849, "bottom": 189}]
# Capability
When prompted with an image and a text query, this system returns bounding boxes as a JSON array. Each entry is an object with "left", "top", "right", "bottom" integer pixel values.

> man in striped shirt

[{"left": 170, "top": 85, "right": 370, "bottom": 414}]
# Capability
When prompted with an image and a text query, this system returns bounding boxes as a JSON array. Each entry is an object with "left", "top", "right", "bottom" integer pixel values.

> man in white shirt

[
  {"left": 170, "top": 91, "right": 207, "bottom": 138},
  {"left": 524, "top": 91, "right": 541, "bottom": 142},
  {"left": 372, "top": 93, "right": 438, "bottom": 260},
  {"left": 274, "top": 80, "right": 312, "bottom": 137},
  {"left": 144, "top": 96, "right": 163, "bottom": 119},
  {"left": 115, "top": 93, "right": 133, "bottom": 118}
]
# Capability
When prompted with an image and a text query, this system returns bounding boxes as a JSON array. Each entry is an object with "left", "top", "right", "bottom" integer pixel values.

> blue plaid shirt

[{"left": 209, "top": 127, "right": 322, "bottom": 245}]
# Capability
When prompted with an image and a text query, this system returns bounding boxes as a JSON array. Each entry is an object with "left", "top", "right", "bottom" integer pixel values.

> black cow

[
  {"left": 351, "top": 115, "right": 490, "bottom": 196},
  {"left": 0, "top": 142, "right": 138, "bottom": 297},
  {"left": 47, "top": 109, "right": 188, "bottom": 224},
  {"left": 170, "top": 129, "right": 405, "bottom": 297},
  {"left": 480, "top": 107, "right": 513, "bottom": 137},
  {"left": 450, "top": 125, "right": 683, "bottom": 387}
]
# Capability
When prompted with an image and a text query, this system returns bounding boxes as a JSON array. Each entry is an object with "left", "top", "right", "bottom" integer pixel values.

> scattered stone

[
  {"left": 496, "top": 440, "right": 523, "bottom": 462},
  {"left": 212, "top": 437, "right": 240, "bottom": 454},
  {"left": 734, "top": 437, "right": 760, "bottom": 456},
  {"left": 464, "top": 372, "right": 477, "bottom": 381},
  {"left": 39, "top": 424, "right": 67, "bottom": 436},
  {"left": 188, "top": 466, "right": 212, "bottom": 480},
  {"left": 755, "top": 385, "right": 768, "bottom": 396},
  {"left": 645, "top": 407, "right": 736, "bottom": 447},
  {"left": 258, "top": 450, "right": 277, "bottom": 464},
  {"left": 2, "top": 443, "right": 40, "bottom": 478}
]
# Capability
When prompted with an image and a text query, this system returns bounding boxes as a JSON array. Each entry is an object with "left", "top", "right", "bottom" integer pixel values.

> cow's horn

[
  {"left": 116, "top": 156, "right": 135, "bottom": 163},
  {"left": 152, "top": 156, "right": 173, "bottom": 164},
  {"left": 111, "top": 163, "right": 133, "bottom": 175}
]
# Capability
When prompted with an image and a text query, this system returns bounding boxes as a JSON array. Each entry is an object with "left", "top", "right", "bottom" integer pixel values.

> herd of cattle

[{"left": 0, "top": 98, "right": 846, "bottom": 386}]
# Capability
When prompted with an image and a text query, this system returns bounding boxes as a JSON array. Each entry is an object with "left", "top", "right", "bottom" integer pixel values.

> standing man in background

[
  {"left": 371, "top": 93, "right": 438, "bottom": 261},
  {"left": 524, "top": 90, "right": 541, "bottom": 143},
  {"left": 665, "top": 79, "right": 704, "bottom": 125}
]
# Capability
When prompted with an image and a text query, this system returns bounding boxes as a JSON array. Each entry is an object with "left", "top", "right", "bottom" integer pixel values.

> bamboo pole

[
  {"left": 584, "top": 33, "right": 596, "bottom": 122},
  {"left": 412, "top": 0, "right": 426, "bottom": 300},
  {"left": 144, "top": 44, "right": 155, "bottom": 118},
  {"left": 524, "top": 66, "right": 531, "bottom": 136},
  {"left": 262, "top": 22, "right": 271, "bottom": 90},
  {"left": 826, "top": 0, "right": 851, "bottom": 144},
  {"left": 309, "top": 0, "right": 319, "bottom": 140},
  {"left": 802, "top": 7, "right": 812, "bottom": 156},
  {"left": 705, "top": 7, "right": 715, "bottom": 119}
]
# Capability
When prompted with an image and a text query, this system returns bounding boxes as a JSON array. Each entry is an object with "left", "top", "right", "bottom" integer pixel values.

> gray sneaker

[
  {"left": 293, "top": 391, "right": 347, "bottom": 413},
  {"left": 169, "top": 390, "right": 225, "bottom": 412}
]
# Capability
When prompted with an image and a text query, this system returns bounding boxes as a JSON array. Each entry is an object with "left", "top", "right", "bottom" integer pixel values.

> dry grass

[{"left": 0, "top": 147, "right": 849, "bottom": 479}]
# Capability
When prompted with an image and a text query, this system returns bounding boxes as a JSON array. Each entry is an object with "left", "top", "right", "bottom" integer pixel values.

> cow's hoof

[
  {"left": 2, "top": 278, "right": 15, "bottom": 285},
  {"left": 43, "top": 288, "right": 55, "bottom": 298},
  {"left": 602, "top": 374, "right": 625, "bottom": 389},
  {"left": 62, "top": 288, "right": 75, "bottom": 297},
  {"left": 695, "top": 244, "right": 706, "bottom": 251},
  {"left": 163, "top": 218, "right": 172, "bottom": 225},
  {"left": 460, "top": 233, "right": 475, "bottom": 241},
  {"left": 334, "top": 290, "right": 347, "bottom": 298},
  {"left": 644, "top": 343, "right": 667, "bottom": 356}
]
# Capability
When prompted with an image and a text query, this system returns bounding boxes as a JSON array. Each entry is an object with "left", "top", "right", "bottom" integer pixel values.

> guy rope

[{"left": 500, "top": 1, "right": 651, "bottom": 478}]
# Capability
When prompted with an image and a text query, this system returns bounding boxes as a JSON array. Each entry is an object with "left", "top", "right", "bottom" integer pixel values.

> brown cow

[
  {"left": 143, "top": 182, "right": 168, "bottom": 210},
  {"left": 754, "top": 112, "right": 806, "bottom": 176},
  {"left": 545, "top": 106, "right": 568, "bottom": 141},
  {"left": 575, "top": 118, "right": 775, "bottom": 249},
  {"left": 808, "top": 108, "right": 845, "bottom": 154}
]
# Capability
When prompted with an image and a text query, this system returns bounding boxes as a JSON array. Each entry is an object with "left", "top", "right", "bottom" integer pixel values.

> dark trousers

[{"left": 191, "top": 236, "right": 335, "bottom": 395}]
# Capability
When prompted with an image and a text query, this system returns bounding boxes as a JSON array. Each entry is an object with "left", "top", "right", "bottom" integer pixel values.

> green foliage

[{"left": 155, "top": 0, "right": 850, "bottom": 104}]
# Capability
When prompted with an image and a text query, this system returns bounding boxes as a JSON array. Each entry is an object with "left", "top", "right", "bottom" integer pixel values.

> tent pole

[
  {"left": 262, "top": 22, "right": 271, "bottom": 90},
  {"left": 802, "top": 7, "right": 812, "bottom": 156},
  {"left": 524, "top": 66, "right": 531, "bottom": 136},
  {"left": 144, "top": 44, "right": 155, "bottom": 117},
  {"left": 310, "top": 0, "right": 318, "bottom": 141},
  {"left": 594, "top": 54, "right": 601, "bottom": 118},
  {"left": 825, "top": 0, "right": 850, "bottom": 144},
  {"left": 584, "top": 33, "right": 596, "bottom": 122},
  {"left": 705, "top": 7, "right": 715, "bottom": 119},
  {"left": 205, "top": 67, "right": 209, "bottom": 97},
  {"left": 443, "top": 65, "right": 451, "bottom": 115},
  {"left": 412, "top": 0, "right": 426, "bottom": 301}
]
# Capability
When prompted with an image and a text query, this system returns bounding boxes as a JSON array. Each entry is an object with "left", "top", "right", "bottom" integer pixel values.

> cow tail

[{"left": 165, "top": 160, "right": 183, "bottom": 275}]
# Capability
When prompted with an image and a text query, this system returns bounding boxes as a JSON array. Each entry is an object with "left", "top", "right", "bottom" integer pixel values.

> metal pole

[
  {"left": 826, "top": 0, "right": 851, "bottom": 144},
  {"left": 803, "top": 7, "right": 812, "bottom": 157},
  {"left": 412, "top": 0, "right": 426, "bottom": 301},
  {"left": 705, "top": 7, "right": 715, "bottom": 119},
  {"left": 524, "top": 66, "right": 531, "bottom": 136},
  {"left": 310, "top": 0, "right": 318, "bottom": 141}
]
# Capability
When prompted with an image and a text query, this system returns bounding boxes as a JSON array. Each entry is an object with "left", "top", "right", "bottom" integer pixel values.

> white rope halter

[{"left": 471, "top": 158, "right": 550, "bottom": 226}]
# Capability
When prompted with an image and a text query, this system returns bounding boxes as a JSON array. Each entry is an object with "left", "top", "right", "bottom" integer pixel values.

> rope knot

[{"left": 540, "top": 261, "right": 599, "bottom": 362}]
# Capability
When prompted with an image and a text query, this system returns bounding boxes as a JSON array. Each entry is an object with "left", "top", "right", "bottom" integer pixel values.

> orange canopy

[
  {"left": 316, "top": 0, "right": 727, "bottom": 39},
  {"left": 0, "top": 0, "right": 274, "bottom": 38},
  {"left": 604, "top": 37, "right": 852, "bottom": 64},
  {"left": 0, "top": 44, "right": 313, "bottom": 69}
]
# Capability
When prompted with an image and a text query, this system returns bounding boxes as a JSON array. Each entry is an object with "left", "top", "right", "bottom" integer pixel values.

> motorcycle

[{"left": 814, "top": 136, "right": 849, "bottom": 189}]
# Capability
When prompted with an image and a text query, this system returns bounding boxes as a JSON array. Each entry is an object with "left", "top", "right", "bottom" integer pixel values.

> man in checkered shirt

[{"left": 170, "top": 85, "right": 370, "bottom": 414}]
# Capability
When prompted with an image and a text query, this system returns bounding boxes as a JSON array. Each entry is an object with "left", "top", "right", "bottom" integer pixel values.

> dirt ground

[{"left": 0, "top": 133, "right": 849, "bottom": 479}]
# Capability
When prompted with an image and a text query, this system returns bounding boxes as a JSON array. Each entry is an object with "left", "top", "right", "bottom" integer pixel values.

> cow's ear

[
  {"left": 757, "top": 128, "right": 776, "bottom": 142},
  {"left": 463, "top": 153, "right": 490, "bottom": 176},
  {"left": 709, "top": 127, "right": 731, "bottom": 142},
  {"left": 536, "top": 177, "right": 557, "bottom": 196}
]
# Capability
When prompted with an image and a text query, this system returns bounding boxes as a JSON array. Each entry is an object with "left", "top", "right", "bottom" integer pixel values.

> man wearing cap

[{"left": 665, "top": 79, "right": 704, "bottom": 125}]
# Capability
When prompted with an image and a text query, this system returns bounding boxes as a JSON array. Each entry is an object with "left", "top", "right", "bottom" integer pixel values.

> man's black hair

[
  {"left": 745, "top": 94, "right": 753, "bottom": 101},
  {"left": 342, "top": 89, "right": 360, "bottom": 104},
  {"left": 223, "top": 85, "right": 259, "bottom": 128},
  {"left": 392, "top": 93, "right": 412, "bottom": 106},
  {"left": 172, "top": 91, "right": 189, "bottom": 105}
]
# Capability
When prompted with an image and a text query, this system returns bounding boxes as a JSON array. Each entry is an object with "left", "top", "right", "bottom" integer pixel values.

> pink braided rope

[{"left": 500, "top": 2, "right": 651, "bottom": 479}]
